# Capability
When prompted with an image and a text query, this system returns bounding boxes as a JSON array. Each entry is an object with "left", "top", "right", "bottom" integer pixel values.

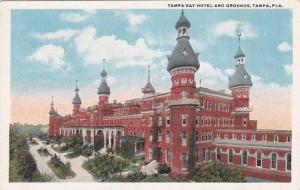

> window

[
  {"left": 242, "top": 134, "right": 246, "bottom": 140},
  {"left": 228, "top": 149, "right": 233, "bottom": 163},
  {"left": 216, "top": 148, "right": 221, "bottom": 160},
  {"left": 217, "top": 133, "right": 220, "bottom": 139},
  {"left": 166, "top": 117, "right": 170, "bottom": 126},
  {"left": 225, "top": 133, "right": 228, "bottom": 139},
  {"left": 274, "top": 135, "right": 278, "bottom": 142},
  {"left": 242, "top": 150, "right": 248, "bottom": 165},
  {"left": 182, "top": 131, "right": 187, "bottom": 146},
  {"left": 181, "top": 114, "right": 187, "bottom": 126},
  {"left": 195, "top": 117, "right": 199, "bottom": 126},
  {"left": 195, "top": 148, "right": 198, "bottom": 161},
  {"left": 207, "top": 149, "right": 211, "bottom": 161},
  {"left": 232, "top": 133, "right": 236, "bottom": 140},
  {"left": 251, "top": 134, "right": 256, "bottom": 141},
  {"left": 166, "top": 149, "right": 170, "bottom": 163},
  {"left": 201, "top": 133, "right": 205, "bottom": 142},
  {"left": 182, "top": 153, "right": 187, "bottom": 170},
  {"left": 195, "top": 131, "right": 199, "bottom": 143},
  {"left": 243, "top": 118, "right": 247, "bottom": 127},
  {"left": 286, "top": 153, "right": 291, "bottom": 171},
  {"left": 286, "top": 135, "right": 291, "bottom": 142},
  {"left": 202, "top": 148, "right": 206, "bottom": 162},
  {"left": 256, "top": 152, "right": 262, "bottom": 167},
  {"left": 271, "top": 153, "right": 277, "bottom": 169},
  {"left": 166, "top": 131, "right": 171, "bottom": 143},
  {"left": 262, "top": 134, "right": 267, "bottom": 141}
]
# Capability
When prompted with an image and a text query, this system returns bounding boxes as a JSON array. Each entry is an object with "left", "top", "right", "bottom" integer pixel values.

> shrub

[
  {"left": 192, "top": 161, "right": 244, "bottom": 182},
  {"left": 83, "top": 154, "right": 129, "bottom": 181},
  {"left": 157, "top": 163, "right": 171, "bottom": 174},
  {"left": 82, "top": 146, "right": 93, "bottom": 157}
]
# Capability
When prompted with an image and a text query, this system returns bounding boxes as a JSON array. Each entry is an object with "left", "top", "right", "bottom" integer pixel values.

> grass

[{"left": 47, "top": 162, "right": 76, "bottom": 179}]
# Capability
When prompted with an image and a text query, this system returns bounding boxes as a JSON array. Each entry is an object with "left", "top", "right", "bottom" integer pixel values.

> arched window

[
  {"left": 228, "top": 149, "right": 233, "bottom": 163},
  {"left": 202, "top": 148, "right": 206, "bottom": 162},
  {"left": 216, "top": 148, "right": 221, "bottom": 160},
  {"left": 242, "top": 150, "right": 248, "bottom": 165},
  {"left": 286, "top": 153, "right": 291, "bottom": 171},
  {"left": 256, "top": 152, "right": 262, "bottom": 167},
  {"left": 182, "top": 153, "right": 187, "bottom": 170},
  {"left": 271, "top": 153, "right": 277, "bottom": 169}
]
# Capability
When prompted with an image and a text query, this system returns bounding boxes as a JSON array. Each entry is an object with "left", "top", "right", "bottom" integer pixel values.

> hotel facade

[{"left": 48, "top": 11, "right": 291, "bottom": 182}]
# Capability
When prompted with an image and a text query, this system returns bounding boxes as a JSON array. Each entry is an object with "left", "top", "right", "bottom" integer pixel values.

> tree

[
  {"left": 192, "top": 161, "right": 244, "bottom": 182},
  {"left": 188, "top": 120, "right": 196, "bottom": 176}
]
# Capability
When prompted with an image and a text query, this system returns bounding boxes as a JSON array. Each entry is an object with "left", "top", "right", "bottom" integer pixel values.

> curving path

[{"left": 29, "top": 139, "right": 95, "bottom": 182}]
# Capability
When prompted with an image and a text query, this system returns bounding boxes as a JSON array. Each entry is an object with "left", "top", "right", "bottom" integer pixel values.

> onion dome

[
  {"left": 167, "top": 10, "right": 200, "bottom": 73},
  {"left": 49, "top": 96, "right": 56, "bottom": 115},
  {"left": 142, "top": 65, "right": 155, "bottom": 95},
  {"left": 228, "top": 65, "right": 253, "bottom": 89},
  {"left": 175, "top": 10, "right": 191, "bottom": 29},
  {"left": 167, "top": 39, "right": 200, "bottom": 72},
  {"left": 97, "top": 58, "right": 110, "bottom": 95},
  {"left": 72, "top": 80, "right": 82, "bottom": 106}
]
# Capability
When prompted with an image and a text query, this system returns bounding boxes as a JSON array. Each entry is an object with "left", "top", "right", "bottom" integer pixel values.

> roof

[
  {"left": 234, "top": 47, "right": 246, "bottom": 59},
  {"left": 142, "top": 82, "right": 155, "bottom": 94},
  {"left": 175, "top": 10, "right": 191, "bottom": 29},
  {"left": 101, "top": 69, "right": 107, "bottom": 77},
  {"left": 167, "top": 37, "right": 200, "bottom": 72},
  {"left": 97, "top": 80, "right": 110, "bottom": 95},
  {"left": 49, "top": 106, "right": 56, "bottom": 115},
  {"left": 72, "top": 93, "right": 82, "bottom": 105},
  {"left": 228, "top": 65, "right": 253, "bottom": 89},
  {"left": 120, "top": 136, "right": 145, "bottom": 143}
]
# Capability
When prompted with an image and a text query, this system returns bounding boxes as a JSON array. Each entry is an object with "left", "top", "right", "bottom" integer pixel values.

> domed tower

[
  {"left": 49, "top": 96, "right": 58, "bottom": 137},
  {"left": 229, "top": 33, "right": 253, "bottom": 128},
  {"left": 166, "top": 10, "right": 200, "bottom": 176},
  {"left": 142, "top": 65, "right": 155, "bottom": 98},
  {"left": 72, "top": 80, "right": 82, "bottom": 115},
  {"left": 97, "top": 58, "right": 110, "bottom": 105},
  {"left": 167, "top": 10, "right": 200, "bottom": 100}
]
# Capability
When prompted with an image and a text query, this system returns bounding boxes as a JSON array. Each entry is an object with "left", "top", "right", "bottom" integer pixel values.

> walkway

[{"left": 29, "top": 139, "right": 95, "bottom": 182}]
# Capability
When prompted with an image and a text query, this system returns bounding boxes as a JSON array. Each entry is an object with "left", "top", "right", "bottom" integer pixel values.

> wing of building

[{"left": 48, "top": 10, "right": 291, "bottom": 182}]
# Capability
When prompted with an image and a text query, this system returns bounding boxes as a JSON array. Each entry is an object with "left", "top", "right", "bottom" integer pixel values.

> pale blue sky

[{"left": 11, "top": 9, "right": 292, "bottom": 97}]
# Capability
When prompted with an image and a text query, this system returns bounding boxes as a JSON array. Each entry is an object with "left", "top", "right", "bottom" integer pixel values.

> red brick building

[{"left": 48, "top": 11, "right": 291, "bottom": 182}]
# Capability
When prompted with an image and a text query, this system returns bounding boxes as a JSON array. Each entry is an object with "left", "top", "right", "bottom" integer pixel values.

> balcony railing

[{"left": 167, "top": 98, "right": 200, "bottom": 106}]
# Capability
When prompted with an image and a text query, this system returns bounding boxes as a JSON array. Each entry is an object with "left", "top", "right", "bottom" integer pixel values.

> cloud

[
  {"left": 114, "top": 11, "right": 148, "bottom": 32},
  {"left": 27, "top": 44, "right": 68, "bottom": 70},
  {"left": 213, "top": 20, "right": 257, "bottom": 39},
  {"left": 250, "top": 80, "right": 291, "bottom": 130},
  {"left": 284, "top": 64, "right": 292, "bottom": 76},
  {"left": 277, "top": 41, "right": 292, "bottom": 52},
  {"left": 33, "top": 29, "right": 79, "bottom": 41},
  {"left": 60, "top": 10, "right": 96, "bottom": 23},
  {"left": 73, "top": 27, "right": 165, "bottom": 67}
]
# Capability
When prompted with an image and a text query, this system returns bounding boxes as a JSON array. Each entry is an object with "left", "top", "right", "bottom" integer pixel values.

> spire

[
  {"left": 229, "top": 33, "right": 252, "bottom": 89},
  {"left": 175, "top": 9, "right": 191, "bottom": 29},
  {"left": 49, "top": 96, "right": 56, "bottom": 115},
  {"left": 147, "top": 65, "right": 151, "bottom": 83},
  {"left": 234, "top": 33, "right": 246, "bottom": 59},
  {"left": 75, "top": 80, "right": 79, "bottom": 92},
  {"left": 98, "top": 58, "right": 110, "bottom": 95},
  {"left": 73, "top": 80, "right": 82, "bottom": 106},
  {"left": 100, "top": 58, "right": 107, "bottom": 78},
  {"left": 142, "top": 65, "right": 155, "bottom": 97}
]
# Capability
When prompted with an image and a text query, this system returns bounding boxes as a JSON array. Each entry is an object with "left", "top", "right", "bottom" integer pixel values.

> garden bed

[{"left": 48, "top": 154, "right": 75, "bottom": 179}]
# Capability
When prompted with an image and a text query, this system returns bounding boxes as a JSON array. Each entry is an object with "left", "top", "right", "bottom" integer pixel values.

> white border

[{"left": 0, "top": 1, "right": 300, "bottom": 190}]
